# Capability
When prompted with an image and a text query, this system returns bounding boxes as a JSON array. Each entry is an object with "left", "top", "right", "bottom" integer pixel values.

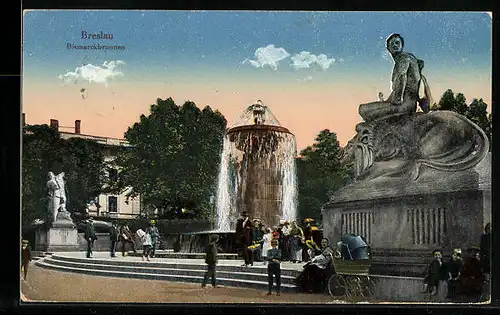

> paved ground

[{"left": 20, "top": 263, "right": 340, "bottom": 304}]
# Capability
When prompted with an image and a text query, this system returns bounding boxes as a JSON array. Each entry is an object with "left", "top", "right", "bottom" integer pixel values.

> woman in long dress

[
  {"left": 289, "top": 221, "right": 304, "bottom": 263},
  {"left": 296, "top": 238, "right": 334, "bottom": 293}
]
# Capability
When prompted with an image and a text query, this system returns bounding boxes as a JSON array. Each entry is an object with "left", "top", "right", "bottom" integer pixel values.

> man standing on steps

[
  {"left": 109, "top": 221, "right": 119, "bottom": 258},
  {"left": 236, "top": 211, "right": 254, "bottom": 266},
  {"left": 147, "top": 220, "right": 160, "bottom": 258},
  {"left": 84, "top": 218, "right": 97, "bottom": 258},
  {"left": 202, "top": 234, "right": 219, "bottom": 288}
]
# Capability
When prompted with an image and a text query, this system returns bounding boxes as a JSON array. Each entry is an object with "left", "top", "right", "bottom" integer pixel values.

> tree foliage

[
  {"left": 109, "top": 97, "right": 227, "bottom": 220},
  {"left": 431, "top": 89, "right": 492, "bottom": 148},
  {"left": 296, "top": 130, "right": 352, "bottom": 225},
  {"left": 22, "top": 125, "right": 106, "bottom": 227}
]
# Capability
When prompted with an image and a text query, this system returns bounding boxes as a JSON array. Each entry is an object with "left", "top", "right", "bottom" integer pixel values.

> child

[
  {"left": 261, "top": 228, "right": 272, "bottom": 264},
  {"left": 202, "top": 234, "right": 219, "bottom": 288},
  {"left": 137, "top": 229, "right": 152, "bottom": 261},
  {"left": 267, "top": 239, "right": 282, "bottom": 296},
  {"left": 21, "top": 240, "right": 32, "bottom": 281}
]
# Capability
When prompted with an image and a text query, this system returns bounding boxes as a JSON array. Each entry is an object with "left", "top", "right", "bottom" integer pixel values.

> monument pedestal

[
  {"left": 35, "top": 216, "right": 79, "bottom": 252},
  {"left": 322, "top": 154, "right": 490, "bottom": 277}
]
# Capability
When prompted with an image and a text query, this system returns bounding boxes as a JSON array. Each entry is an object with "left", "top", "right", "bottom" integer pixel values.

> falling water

[
  {"left": 215, "top": 135, "right": 234, "bottom": 232},
  {"left": 214, "top": 102, "right": 298, "bottom": 231}
]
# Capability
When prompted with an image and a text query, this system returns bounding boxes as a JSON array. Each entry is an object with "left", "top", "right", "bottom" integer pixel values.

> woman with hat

[
  {"left": 146, "top": 220, "right": 160, "bottom": 258},
  {"left": 236, "top": 211, "right": 253, "bottom": 266},
  {"left": 289, "top": 221, "right": 304, "bottom": 263}
]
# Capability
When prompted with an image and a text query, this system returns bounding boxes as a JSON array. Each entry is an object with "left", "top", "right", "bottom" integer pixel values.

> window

[{"left": 108, "top": 196, "right": 118, "bottom": 213}]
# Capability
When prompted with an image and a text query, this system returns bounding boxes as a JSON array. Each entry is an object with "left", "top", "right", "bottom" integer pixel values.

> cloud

[
  {"left": 291, "top": 51, "right": 335, "bottom": 70},
  {"left": 243, "top": 45, "right": 290, "bottom": 70},
  {"left": 58, "top": 60, "right": 125, "bottom": 87},
  {"left": 297, "top": 76, "right": 313, "bottom": 82}
]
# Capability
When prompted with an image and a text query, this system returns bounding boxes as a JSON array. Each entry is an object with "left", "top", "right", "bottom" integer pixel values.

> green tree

[
  {"left": 110, "top": 97, "right": 227, "bottom": 220},
  {"left": 22, "top": 125, "right": 106, "bottom": 227},
  {"left": 433, "top": 90, "right": 492, "bottom": 149},
  {"left": 437, "top": 89, "right": 456, "bottom": 111},
  {"left": 296, "top": 130, "right": 350, "bottom": 225}
]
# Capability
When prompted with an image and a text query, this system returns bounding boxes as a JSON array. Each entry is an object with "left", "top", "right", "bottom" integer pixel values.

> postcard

[{"left": 21, "top": 10, "right": 492, "bottom": 304}]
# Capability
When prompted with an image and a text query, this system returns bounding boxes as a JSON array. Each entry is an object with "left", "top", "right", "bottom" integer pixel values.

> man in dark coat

[
  {"left": 480, "top": 223, "right": 490, "bottom": 274},
  {"left": 235, "top": 211, "right": 253, "bottom": 266},
  {"left": 109, "top": 221, "right": 119, "bottom": 257},
  {"left": 84, "top": 218, "right": 97, "bottom": 258},
  {"left": 21, "top": 240, "right": 32, "bottom": 281},
  {"left": 202, "top": 234, "right": 219, "bottom": 288},
  {"left": 460, "top": 246, "right": 485, "bottom": 300}
]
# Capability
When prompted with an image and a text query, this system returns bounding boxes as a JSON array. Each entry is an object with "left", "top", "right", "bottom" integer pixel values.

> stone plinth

[
  {"left": 35, "top": 225, "right": 79, "bottom": 252},
  {"left": 322, "top": 154, "right": 491, "bottom": 276}
]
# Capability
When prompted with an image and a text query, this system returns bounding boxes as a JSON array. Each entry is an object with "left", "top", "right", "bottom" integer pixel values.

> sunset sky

[{"left": 22, "top": 10, "right": 492, "bottom": 151}]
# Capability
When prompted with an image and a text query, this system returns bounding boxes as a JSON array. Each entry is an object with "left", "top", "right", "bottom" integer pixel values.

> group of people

[
  {"left": 235, "top": 211, "right": 321, "bottom": 267},
  {"left": 422, "top": 223, "right": 491, "bottom": 301},
  {"left": 83, "top": 218, "right": 160, "bottom": 260}
]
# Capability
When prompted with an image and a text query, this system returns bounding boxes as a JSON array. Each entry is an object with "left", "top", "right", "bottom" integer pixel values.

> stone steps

[
  {"left": 128, "top": 251, "right": 240, "bottom": 260},
  {"left": 35, "top": 254, "right": 301, "bottom": 292}
]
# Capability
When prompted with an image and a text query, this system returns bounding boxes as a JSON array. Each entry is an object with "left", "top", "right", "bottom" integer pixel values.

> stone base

[
  {"left": 323, "top": 160, "right": 490, "bottom": 277},
  {"left": 35, "top": 226, "right": 79, "bottom": 252}
]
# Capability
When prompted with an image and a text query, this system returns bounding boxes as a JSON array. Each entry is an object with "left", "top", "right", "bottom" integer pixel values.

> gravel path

[{"left": 21, "top": 264, "right": 340, "bottom": 304}]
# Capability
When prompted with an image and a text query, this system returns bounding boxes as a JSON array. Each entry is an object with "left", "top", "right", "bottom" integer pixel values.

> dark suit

[
  {"left": 236, "top": 217, "right": 253, "bottom": 265},
  {"left": 267, "top": 247, "right": 282, "bottom": 293},
  {"left": 84, "top": 222, "right": 97, "bottom": 258},
  {"left": 202, "top": 241, "right": 218, "bottom": 287},
  {"left": 109, "top": 225, "right": 119, "bottom": 257}
]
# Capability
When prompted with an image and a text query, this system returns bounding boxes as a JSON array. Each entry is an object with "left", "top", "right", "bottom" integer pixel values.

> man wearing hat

[
  {"left": 446, "top": 248, "right": 464, "bottom": 299},
  {"left": 21, "top": 240, "right": 32, "bottom": 281},
  {"left": 147, "top": 220, "right": 160, "bottom": 258},
  {"left": 460, "top": 246, "right": 485, "bottom": 300},
  {"left": 422, "top": 249, "right": 447, "bottom": 296},
  {"left": 84, "top": 217, "right": 97, "bottom": 258},
  {"left": 235, "top": 211, "right": 254, "bottom": 266}
]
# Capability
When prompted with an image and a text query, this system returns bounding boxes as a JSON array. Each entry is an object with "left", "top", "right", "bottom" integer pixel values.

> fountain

[
  {"left": 165, "top": 101, "right": 298, "bottom": 254},
  {"left": 215, "top": 100, "right": 298, "bottom": 231}
]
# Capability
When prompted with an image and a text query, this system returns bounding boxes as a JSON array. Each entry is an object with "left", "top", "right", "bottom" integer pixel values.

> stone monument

[
  {"left": 35, "top": 171, "right": 80, "bottom": 251},
  {"left": 322, "top": 34, "right": 491, "bottom": 276}
]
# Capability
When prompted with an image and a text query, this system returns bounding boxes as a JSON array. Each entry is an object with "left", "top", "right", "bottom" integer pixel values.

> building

[{"left": 23, "top": 114, "right": 141, "bottom": 220}]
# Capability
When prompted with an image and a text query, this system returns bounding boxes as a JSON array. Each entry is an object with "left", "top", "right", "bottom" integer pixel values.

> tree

[
  {"left": 22, "top": 125, "right": 106, "bottom": 227},
  {"left": 296, "top": 130, "right": 351, "bottom": 225},
  {"left": 110, "top": 97, "right": 227, "bottom": 220},
  {"left": 433, "top": 90, "right": 492, "bottom": 149}
]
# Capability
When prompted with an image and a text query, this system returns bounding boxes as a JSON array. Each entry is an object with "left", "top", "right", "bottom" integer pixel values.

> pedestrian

[
  {"left": 147, "top": 220, "right": 160, "bottom": 258},
  {"left": 422, "top": 249, "right": 447, "bottom": 296},
  {"left": 137, "top": 229, "right": 152, "bottom": 261},
  {"left": 460, "top": 246, "right": 485, "bottom": 301},
  {"left": 84, "top": 217, "right": 97, "bottom": 258},
  {"left": 202, "top": 234, "right": 219, "bottom": 288},
  {"left": 261, "top": 227, "right": 272, "bottom": 264},
  {"left": 289, "top": 221, "right": 304, "bottom": 263},
  {"left": 109, "top": 221, "right": 119, "bottom": 257},
  {"left": 120, "top": 224, "right": 137, "bottom": 256},
  {"left": 446, "top": 248, "right": 464, "bottom": 300},
  {"left": 235, "top": 211, "right": 254, "bottom": 266},
  {"left": 21, "top": 240, "right": 32, "bottom": 281},
  {"left": 266, "top": 238, "right": 281, "bottom": 296},
  {"left": 252, "top": 219, "right": 264, "bottom": 262},
  {"left": 480, "top": 222, "right": 491, "bottom": 300}
]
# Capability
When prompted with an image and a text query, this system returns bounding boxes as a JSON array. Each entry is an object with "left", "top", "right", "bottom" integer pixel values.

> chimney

[
  {"left": 75, "top": 120, "right": 81, "bottom": 134},
  {"left": 22, "top": 113, "right": 26, "bottom": 127},
  {"left": 50, "top": 119, "right": 59, "bottom": 131}
]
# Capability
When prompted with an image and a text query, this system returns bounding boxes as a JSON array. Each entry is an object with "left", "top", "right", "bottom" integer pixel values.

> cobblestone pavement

[{"left": 20, "top": 264, "right": 341, "bottom": 304}]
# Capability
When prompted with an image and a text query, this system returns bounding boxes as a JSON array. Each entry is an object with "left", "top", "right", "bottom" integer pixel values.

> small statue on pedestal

[{"left": 47, "top": 171, "right": 73, "bottom": 226}]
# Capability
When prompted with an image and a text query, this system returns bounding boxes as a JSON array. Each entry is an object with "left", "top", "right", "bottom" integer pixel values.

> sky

[{"left": 22, "top": 10, "right": 492, "bottom": 151}]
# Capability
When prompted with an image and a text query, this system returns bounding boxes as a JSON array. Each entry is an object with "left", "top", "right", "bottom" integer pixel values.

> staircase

[{"left": 35, "top": 254, "right": 301, "bottom": 292}]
